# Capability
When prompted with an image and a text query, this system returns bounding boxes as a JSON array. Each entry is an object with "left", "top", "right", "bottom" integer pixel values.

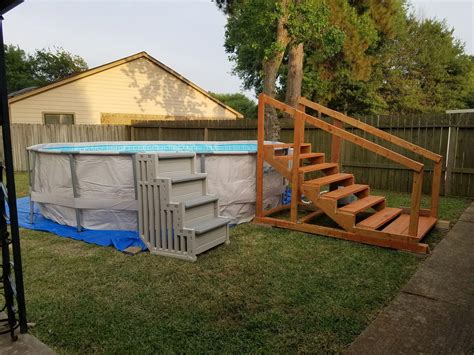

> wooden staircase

[{"left": 255, "top": 95, "right": 444, "bottom": 254}]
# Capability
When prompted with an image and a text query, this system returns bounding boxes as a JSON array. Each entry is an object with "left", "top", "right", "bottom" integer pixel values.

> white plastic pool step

[
  {"left": 136, "top": 153, "right": 230, "bottom": 261},
  {"left": 187, "top": 217, "right": 230, "bottom": 235},
  {"left": 170, "top": 174, "right": 207, "bottom": 184},
  {"left": 185, "top": 195, "right": 219, "bottom": 209}
]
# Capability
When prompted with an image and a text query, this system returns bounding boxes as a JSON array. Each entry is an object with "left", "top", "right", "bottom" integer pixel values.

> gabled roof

[{"left": 8, "top": 51, "right": 244, "bottom": 118}]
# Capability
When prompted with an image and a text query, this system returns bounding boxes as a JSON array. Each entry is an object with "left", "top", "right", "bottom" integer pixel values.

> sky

[{"left": 3, "top": 0, "right": 474, "bottom": 100}]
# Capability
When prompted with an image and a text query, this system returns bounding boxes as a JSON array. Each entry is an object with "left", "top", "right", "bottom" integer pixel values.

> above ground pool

[{"left": 28, "top": 141, "right": 285, "bottom": 231}]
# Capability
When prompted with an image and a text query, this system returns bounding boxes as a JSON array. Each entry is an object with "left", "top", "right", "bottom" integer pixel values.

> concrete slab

[
  {"left": 403, "top": 222, "right": 474, "bottom": 307},
  {"left": 464, "top": 205, "right": 474, "bottom": 215},
  {"left": 0, "top": 331, "right": 54, "bottom": 354},
  {"left": 346, "top": 202, "right": 474, "bottom": 354},
  {"left": 346, "top": 293, "right": 474, "bottom": 355},
  {"left": 458, "top": 212, "right": 474, "bottom": 223}
]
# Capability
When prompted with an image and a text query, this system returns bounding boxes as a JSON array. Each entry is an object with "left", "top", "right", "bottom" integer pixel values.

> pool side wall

[{"left": 28, "top": 143, "right": 285, "bottom": 230}]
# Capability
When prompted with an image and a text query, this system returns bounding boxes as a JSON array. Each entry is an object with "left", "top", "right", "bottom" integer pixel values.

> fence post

[{"left": 444, "top": 115, "right": 457, "bottom": 196}]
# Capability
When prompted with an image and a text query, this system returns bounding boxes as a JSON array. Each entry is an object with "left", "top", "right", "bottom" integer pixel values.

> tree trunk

[
  {"left": 262, "top": 1, "right": 290, "bottom": 141},
  {"left": 285, "top": 42, "right": 304, "bottom": 108}
]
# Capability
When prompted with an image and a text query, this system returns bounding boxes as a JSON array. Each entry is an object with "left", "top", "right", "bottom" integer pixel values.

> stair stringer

[
  {"left": 263, "top": 146, "right": 292, "bottom": 179},
  {"left": 136, "top": 153, "right": 229, "bottom": 262},
  {"left": 301, "top": 185, "right": 356, "bottom": 231}
]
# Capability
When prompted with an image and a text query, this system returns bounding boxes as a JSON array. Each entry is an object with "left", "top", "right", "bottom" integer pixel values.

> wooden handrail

[
  {"left": 302, "top": 113, "right": 424, "bottom": 172},
  {"left": 261, "top": 94, "right": 423, "bottom": 172},
  {"left": 299, "top": 97, "right": 442, "bottom": 163}
]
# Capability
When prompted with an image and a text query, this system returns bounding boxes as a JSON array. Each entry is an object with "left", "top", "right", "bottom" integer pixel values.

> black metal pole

[
  {"left": 0, "top": 163, "right": 18, "bottom": 340},
  {"left": 0, "top": 15, "right": 27, "bottom": 334}
]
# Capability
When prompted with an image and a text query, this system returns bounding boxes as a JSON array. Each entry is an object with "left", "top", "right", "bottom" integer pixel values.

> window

[{"left": 43, "top": 113, "right": 75, "bottom": 125}]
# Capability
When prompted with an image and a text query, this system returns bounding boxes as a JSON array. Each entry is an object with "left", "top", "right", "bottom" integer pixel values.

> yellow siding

[{"left": 10, "top": 58, "right": 238, "bottom": 124}]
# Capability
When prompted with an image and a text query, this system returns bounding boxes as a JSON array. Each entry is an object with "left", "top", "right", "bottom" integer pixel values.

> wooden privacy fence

[
  {"left": 2, "top": 114, "right": 473, "bottom": 197},
  {"left": 132, "top": 113, "right": 474, "bottom": 198},
  {"left": 0, "top": 124, "right": 131, "bottom": 171}
]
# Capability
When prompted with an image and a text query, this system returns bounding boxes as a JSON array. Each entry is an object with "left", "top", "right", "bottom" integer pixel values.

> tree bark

[
  {"left": 285, "top": 42, "right": 304, "bottom": 108},
  {"left": 262, "top": 0, "right": 290, "bottom": 141}
]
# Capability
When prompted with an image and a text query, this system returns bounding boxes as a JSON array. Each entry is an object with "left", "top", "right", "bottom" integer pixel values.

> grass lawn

[{"left": 14, "top": 172, "right": 471, "bottom": 353}]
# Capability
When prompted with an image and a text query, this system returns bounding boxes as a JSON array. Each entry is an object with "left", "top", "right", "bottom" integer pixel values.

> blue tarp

[{"left": 13, "top": 197, "right": 146, "bottom": 252}]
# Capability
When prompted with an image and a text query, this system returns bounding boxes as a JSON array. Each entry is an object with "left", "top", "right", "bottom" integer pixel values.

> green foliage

[
  {"left": 369, "top": 16, "right": 473, "bottom": 114},
  {"left": 287, "top": 0, "right": 344, "bottom": 54},
  {"left": 4, "top": 45, "right": 34, "bottom": 93},
  {"left": 465, "top": 57, "right": 474, "bottom": 108},
  {"left": 301, "top": 0, "right": 402, "bottom": 115},
  {"left": 222, "top": 0, "right": 343, "bottom": 94},
  {"left": 223, "top": 0, "right": 280, "bottom": 91},
  {"left": 30, "top": 47, "right": 88, "bottom": 85},
  {"left": 4, "top": 45, "right": 88, "bottom": 93},
  {"left": 210, "top": 92, "right": 257, "bottom": 118}
]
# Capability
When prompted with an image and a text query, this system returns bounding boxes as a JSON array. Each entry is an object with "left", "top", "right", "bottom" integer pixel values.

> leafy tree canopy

[
  {"left": 223, "top": 0, "right": 343, "bottom": 93},
  {"left": 217, "top": 0, "right": 474, "bottom": 115},
  {"left": 5, "top": 45, "right": 88, "bottom": 93},
  {"left": 210, "top": 92, "right": 257, "bottom": 118}
]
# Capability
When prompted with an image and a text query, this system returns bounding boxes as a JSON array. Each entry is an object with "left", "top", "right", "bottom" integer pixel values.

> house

[{"left": 8, "top": 52, "right": 243, "bottom": 124}]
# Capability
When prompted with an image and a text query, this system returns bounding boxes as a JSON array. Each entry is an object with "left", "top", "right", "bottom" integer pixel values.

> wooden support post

[
  {"left": 331, "top": 119, "right": 342, "bottom": 164},
  {"left": 256, "top": 94, "right": 265, "bottom": 218},
  {"left": 430, "top": 160, "right": 442, "bottom": 218},
  {"left": 204, "top": 127, "right": 209, "bottom": 141},
  {"left": 290, "top": 112, "right": 303, "bottom": 222},
  {"left": 409, "top": 170, "right": 423, "bottom": 236}
]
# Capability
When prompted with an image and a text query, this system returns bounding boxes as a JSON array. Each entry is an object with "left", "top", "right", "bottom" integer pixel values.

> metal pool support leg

[
  {"left": 131, "top": 154, "right": 139, "bottom": 232},
  {"left": 68, "top": 154, "right": 82, "bottom": 232},
  {"left": 200, "top": 153, "right": 206, "bottom": 173},
  {"left": 27, "top": 150, "right": 35, "bottom": 224}
]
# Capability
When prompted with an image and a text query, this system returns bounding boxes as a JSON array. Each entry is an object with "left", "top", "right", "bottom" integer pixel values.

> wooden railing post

[
  {"left": 256, "top": 94, "right": 265, "bottom": 218},
  {"left": 409, "top": 170, "right": 424, "bottom": 236},
  {"left": 290, "top": 111, "right": 304, "bottom": 222},
  {"left": 297, "top": 102, "right": 306, "bottom": 143},
  {"left": 331, "top": 119, "right": 342, "bottom": 164},
  {"left": 430, "top": 160, "right": 442, "bottom": 218}
]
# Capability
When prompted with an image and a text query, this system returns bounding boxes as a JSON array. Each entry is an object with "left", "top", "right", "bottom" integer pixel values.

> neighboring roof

[
  {"left": 8, "top": 86, "right": 37, "bottom": 98},
  {"left": 8, "top": 51, "right": 243, "bottom": 118}
]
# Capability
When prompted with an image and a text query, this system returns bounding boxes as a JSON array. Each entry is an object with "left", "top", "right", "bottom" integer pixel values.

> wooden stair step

[
  {"left": 275, "top": 153, "right": 324, "bottom": 161},
  {"left": 321, "top": 184, "right": 368, "bottom": 200},
  {"left": 338, "top": 195, "right": 385, "bottom": 214},
  {"left": 299, "top": 163, "right": 338, "bottom": 174},
  {"left": 356, "top": 207, "right": 402, "bottom": 229},
  {"left": 382, "top": 214, "right": 437, "bottom": 239},
  {"left": 265, "top": 143, "right": 311, "bottom": 149},
  {"left": 303, "top": 173, "right": 353, "bottom": 187}
]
